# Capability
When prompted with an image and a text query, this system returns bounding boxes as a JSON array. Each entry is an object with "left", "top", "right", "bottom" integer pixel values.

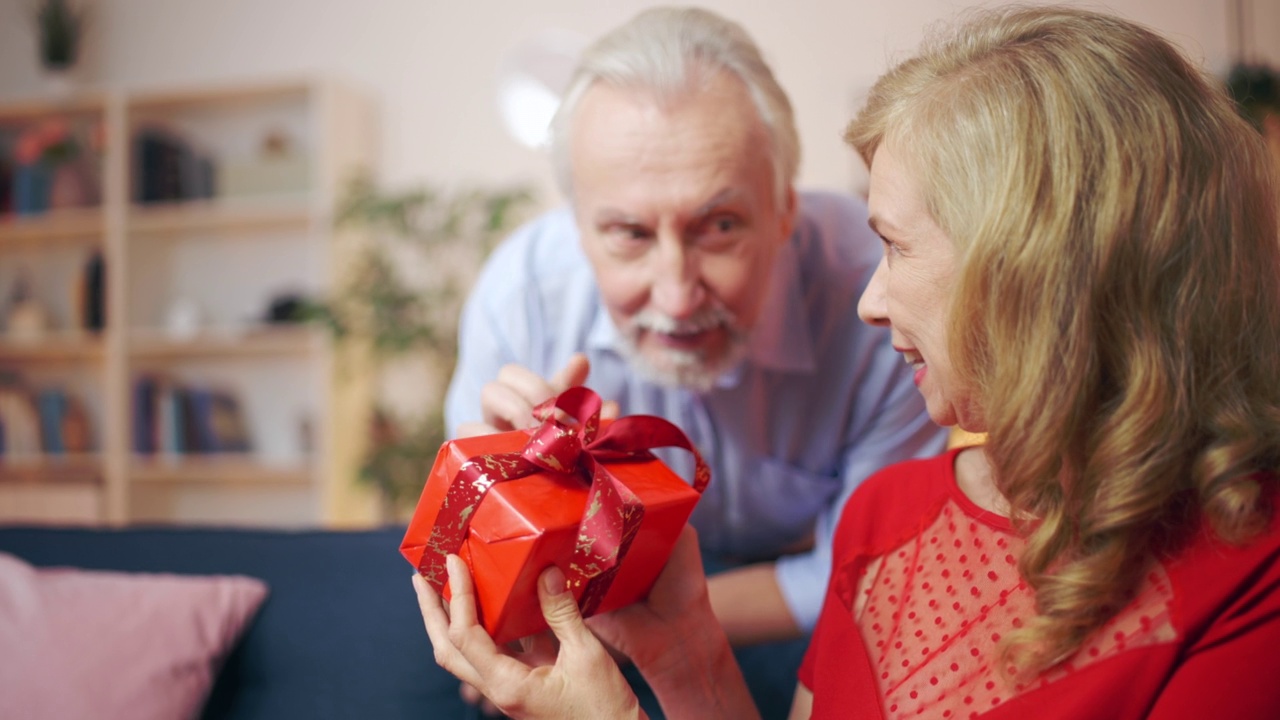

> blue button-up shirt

[{"left": 445, "top": 190, "right": 946, "bottom": 630}]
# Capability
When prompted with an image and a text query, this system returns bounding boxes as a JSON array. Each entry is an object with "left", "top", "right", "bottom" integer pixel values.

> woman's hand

[{"left": 415, "top": 554, "right": 643, "bottom": 720}]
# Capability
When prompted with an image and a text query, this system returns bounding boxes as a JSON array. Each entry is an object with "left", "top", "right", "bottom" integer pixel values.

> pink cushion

[{"left": 0, "top": 551, "right": 268, "bottom": 720}]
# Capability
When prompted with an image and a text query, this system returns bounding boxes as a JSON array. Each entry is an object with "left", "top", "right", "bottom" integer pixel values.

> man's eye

[
  {"left": 600, "top": 225, "right": 652, "bottom": 257},
  {"left": 695, "top": 215, "right": 742, "bottom": 250},
  {"left": 603, "top": 225, "right": 650, "bottom": 241},
  {"left": 711, "top": 216, "right": 738, "bottom": 233}
]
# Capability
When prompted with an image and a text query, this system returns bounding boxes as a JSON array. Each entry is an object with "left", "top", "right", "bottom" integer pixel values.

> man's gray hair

[{"left": 549, "top": 6, "right": 800, "bottom": 204}]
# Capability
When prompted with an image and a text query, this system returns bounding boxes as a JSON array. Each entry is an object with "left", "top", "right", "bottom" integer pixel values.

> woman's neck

[{"left": 955, "top": 446, "right": 1010, "bottom": 516}]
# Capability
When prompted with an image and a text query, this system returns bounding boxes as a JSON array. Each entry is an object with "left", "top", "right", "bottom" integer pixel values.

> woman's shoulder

[{"left": 833, "top": 450, "right": 961, "bottom": 550}]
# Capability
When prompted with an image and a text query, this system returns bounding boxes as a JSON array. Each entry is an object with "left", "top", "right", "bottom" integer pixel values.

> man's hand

[
  {"left": 458, "top": 353, "right": 617, "bottom": 438},
  {"left": 587, "top": 526, "right": 761, "bottom": 719}
]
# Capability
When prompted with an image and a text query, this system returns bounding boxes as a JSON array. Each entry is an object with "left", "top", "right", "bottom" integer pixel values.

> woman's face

[{"left": 857, "top": 141, "right": 980, "bottom": 430}]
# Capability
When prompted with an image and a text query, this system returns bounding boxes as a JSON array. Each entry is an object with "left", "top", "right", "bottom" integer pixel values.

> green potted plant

[
  {"left": 33, "top": 0, "right": 86, "bottom": 71},
  {"left": 309, "top": 174, "right": 534, "bottom": 515}
]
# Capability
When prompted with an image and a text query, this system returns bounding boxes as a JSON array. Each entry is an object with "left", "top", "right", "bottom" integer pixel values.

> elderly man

[{"left": 444, "top": 6, "right": 946, "bottom": 717}]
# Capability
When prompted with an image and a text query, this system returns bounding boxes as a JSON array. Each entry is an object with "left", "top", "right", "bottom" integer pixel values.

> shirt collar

[{"left": 585, "top": 237, "right": 816, "bottom": 381}]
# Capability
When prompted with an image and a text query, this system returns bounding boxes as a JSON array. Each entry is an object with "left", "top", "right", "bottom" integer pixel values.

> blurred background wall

[{"left": 2, "top": 0, "right": 1276, "bottom": 208}]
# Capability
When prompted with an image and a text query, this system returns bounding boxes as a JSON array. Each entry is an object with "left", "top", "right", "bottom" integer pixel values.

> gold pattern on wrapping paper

[
  {"left": 474, "top": 454, "right": 524, "bottom": 478},
  {"left": 575, "top": 530, "right": 620, "bottom": 563},
  {"left": 468, "top": 471, "right": 497, "bottom": 493},
  {"left": 576, "top": 531, "right": 595, "bottom": 556},
  {"left": 584, "top": 495, "right": 603, "bottom": 519},
  {"left": 536, "top": 452, "right": 567, "bottom": 472},
  {"left": 457, "top": 505, "right": 474, "bottom": 527},
  {"left": 570, "top": 561, "right": 605, "bottom": 579}
]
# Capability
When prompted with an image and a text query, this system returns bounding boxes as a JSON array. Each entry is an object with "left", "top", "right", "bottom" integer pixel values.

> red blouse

[{"left": 799, "top": 449, "right": 1280, "bottom": 719}]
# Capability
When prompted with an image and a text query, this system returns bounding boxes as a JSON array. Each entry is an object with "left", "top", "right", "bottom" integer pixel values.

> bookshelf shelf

[
  {"left": 131, "top": 455, "right": 311, "bottom": 485},
  {"left": 0, "top": 454, "right": 103, "bottom": 484},
  {"left": 0, "top": 207, "right": 105, "bottom": 244},
  {"left": 0, "top": 78, "right": 378, "bottom": 527},
  {"left": 129, "top": 326, "right": 319, "bottom": 359},
  {"left": 0, "top": 94, "right": 107, "bottom": 122},
  {"left": 0, "top": 334, "right": 105, "bottom": 361},
  {"left": 129, "top": 197, "right": 311, "bottom": 235}
]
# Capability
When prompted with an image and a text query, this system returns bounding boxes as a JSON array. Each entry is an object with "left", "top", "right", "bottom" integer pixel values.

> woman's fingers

[
  {"left": 413, "top": 572, "right": 484, "bottom": 689},
  {"left": 416, "top": 558, "right": 640, "bottom": 719},
  {"left": 537, "top": 564, "right": 614, "bottom": 674}
]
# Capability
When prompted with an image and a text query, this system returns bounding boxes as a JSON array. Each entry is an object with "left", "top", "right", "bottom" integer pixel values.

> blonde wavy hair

[{"left": 847, "top": 5, "right": 1280, "bottom": 676}]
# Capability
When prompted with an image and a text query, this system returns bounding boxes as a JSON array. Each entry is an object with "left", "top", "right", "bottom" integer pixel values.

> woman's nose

[{"left": 857, "top": 256, "right": 890, "bottom": 327}]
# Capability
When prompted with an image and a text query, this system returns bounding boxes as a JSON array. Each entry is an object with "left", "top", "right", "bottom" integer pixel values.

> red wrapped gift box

[{"left": 401, "top": 387, "right": 709, "bottom": 644}]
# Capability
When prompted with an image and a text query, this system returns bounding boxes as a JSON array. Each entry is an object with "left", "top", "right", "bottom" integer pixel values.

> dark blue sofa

[{"left": 0, "top": 525, "right": 463, "bottom": 720}]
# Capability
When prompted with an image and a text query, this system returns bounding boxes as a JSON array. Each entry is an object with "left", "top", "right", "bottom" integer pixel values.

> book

[
  {"left": 0, "top": 388, "right": 41, "bottom": 457},
  {"left": 36, "top": 388, "right": 67, "bottom": 454},
  {"left": 132, "top": 375, "right": 158, "bottom": 454},
  {"left": 188, "top": 388, "right": 251, "bottom": 453}
]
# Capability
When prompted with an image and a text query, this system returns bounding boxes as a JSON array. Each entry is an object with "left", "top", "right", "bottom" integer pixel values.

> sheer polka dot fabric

[{"left": 853, "top": 500, "right": 1176, "bottom": 719}]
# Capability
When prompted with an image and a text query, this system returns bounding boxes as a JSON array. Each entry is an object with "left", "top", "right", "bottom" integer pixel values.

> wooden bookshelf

[{"left": 0, "top": 79, "right": 378, "bottom": 527}]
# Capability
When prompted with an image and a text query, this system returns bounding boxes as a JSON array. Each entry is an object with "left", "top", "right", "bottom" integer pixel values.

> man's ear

[{"left": 776, "top": 185, "right": 798, "bottom": 245}]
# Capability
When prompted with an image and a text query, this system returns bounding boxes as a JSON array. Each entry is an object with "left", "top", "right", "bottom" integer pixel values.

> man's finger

[
  {"left": 456, "top": 421, "right": 500, "bottom": 439},
  {"left": 601, "top": 400, "right": 620, "bottom": 421},
  {"left": 550, "top": 353, "right": 591, "bottom": 392},
  {"left": 479, "top": 379, "right": 539, "bottom": 430}
]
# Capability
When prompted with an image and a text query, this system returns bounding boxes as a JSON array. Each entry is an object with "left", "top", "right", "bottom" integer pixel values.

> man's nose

[
  {"left": 857, "top": 256, "right": 889, "bottom": 327},
  {"left": 650, "top": 237, "right": 705, "bottom": 319}
]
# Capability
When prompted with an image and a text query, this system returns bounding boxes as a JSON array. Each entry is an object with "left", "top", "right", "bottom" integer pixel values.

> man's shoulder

[
  {"left": 490, "top": 205, "right": 585, "bottom": 266},
  {"left": 478, "top": 206, "right": 594, "bottom": 290}
]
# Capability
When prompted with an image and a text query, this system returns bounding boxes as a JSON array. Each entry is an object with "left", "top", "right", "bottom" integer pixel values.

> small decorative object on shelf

[
  {"left": 11, "top": 116, "right": 103, "bottom": 214},
  {"left": 164, "top": 297, "right": 203, "bottom": 339},
  {"left": 5, "top": 274, "right": 50, "bottom": 344},
  {"left": 80, "top": 250, "right": 106, "bottom": 332},
  {"left": 218, "top": 128, "right": 308, "bottom": 200},
  {"left": 32, "top": 0, "right": 88, "bottom": 95}
]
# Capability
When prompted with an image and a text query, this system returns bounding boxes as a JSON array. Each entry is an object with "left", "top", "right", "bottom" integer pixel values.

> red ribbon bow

[{"left": 420, "top": 386, "right": 710, "bottom": 616}]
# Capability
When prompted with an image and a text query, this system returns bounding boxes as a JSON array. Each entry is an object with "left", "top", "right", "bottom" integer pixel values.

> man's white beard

[{"left": 615, "top": 303, "right": 749, "bottom": 393}]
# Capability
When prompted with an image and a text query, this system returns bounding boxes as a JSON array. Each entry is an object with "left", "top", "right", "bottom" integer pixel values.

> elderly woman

[{"left": 415, "top": 5, "right": 1280, "bottom": 719}]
